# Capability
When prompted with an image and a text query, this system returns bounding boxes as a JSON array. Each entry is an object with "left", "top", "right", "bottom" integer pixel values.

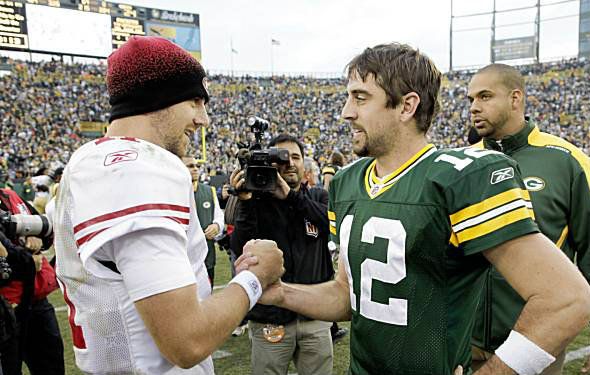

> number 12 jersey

[{"left": 328, "top": 144, "right": 538, "bottom": 375}]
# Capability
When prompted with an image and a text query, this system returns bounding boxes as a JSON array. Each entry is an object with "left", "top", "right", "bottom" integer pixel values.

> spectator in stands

[
  {"left": 322, "top": 151, "right": 345, "bottom": 190},
  {"left": 52, "top": 36, "right": 284, "bottom": 375},
  {"left": 468, "top": 63, "right": 590, "bottom": 375},
  {"left": 230, "top": 134, "right": 335, "bottom": 375},
  {"left": 183, "top": 156, "right": 224, "bottom": 285},
  {"left": 302, "top": 157, "right": 320, "bottom": 187}
]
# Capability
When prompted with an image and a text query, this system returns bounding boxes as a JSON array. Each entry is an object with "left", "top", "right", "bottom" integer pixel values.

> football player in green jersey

[
  {"left": 467, "top": 63, "right": 590, "bottom": 374},
  {"left": 236, "top": 43, "right": 590, "bottom": 375}
]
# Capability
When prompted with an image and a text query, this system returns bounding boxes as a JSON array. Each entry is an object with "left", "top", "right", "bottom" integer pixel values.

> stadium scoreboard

[{"left": 0, "top": 0, "right": 201, "bottom": 59}]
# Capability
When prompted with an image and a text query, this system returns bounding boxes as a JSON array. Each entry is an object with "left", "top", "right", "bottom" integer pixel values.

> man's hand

[
  {"left": 229, "top": 169, "right": 252, "bottom": 201},
  {"left": 239, "top": 239, "right": 284, "bottom": 289},
  {"left": 203, "top": 223, "right": 220, "bottom": 240},
  {"left": 272, "top": 171, "right": 291, "bottom": 200},
  {"left": 221, "top": 184, "right": 230, "bottom": 200},
  {"left": 25, "top": 236, "right": 43, "bottom": 253},
  {"left": 454, "top": 365, "right": 463, "bottom": 375},
  {"left": 258, "top": 281, "right": 285, "bottom": 306}
]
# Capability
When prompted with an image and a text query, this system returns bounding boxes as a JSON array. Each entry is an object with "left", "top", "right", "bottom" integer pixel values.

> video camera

[
  {"left": 235, "top": 116, "right": 290, "bottom": 192},
  {"left": 0, "top": 209, "right": 53, "bottom": 240}
]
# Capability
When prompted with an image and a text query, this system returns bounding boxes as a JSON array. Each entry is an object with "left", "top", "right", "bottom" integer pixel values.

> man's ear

[
  {"left": 399, "top": 92, "right": 421, "bottom": 123},
  {"left": 511, "top": 89, "right": 524, "bottom": 110}
]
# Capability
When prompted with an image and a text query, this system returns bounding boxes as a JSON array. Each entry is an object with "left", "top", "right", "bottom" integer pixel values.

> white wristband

[
  {"left": 495, "top": 330, "right": 555, "bottom": 375},
  {"left": 229, "top": 271, "right": 262, "bottom": 310}
]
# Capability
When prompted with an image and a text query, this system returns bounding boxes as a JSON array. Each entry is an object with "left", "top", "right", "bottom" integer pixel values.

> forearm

[
  {"left": 278, "top": 278, "right": 351, "bottom": 322},
  {"left": 474, "top": 356, "right": 515, "bottom": 374},
  {"left": 187, "top": 284, "right": 250, "bottom": 358}
]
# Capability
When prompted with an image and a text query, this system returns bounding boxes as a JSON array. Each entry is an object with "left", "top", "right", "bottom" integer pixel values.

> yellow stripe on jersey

[
  {"left": 328, "top": 211, "right": 336, "bottom": 221},
  {"left": 330, "top": 225, "right": 337, "bottom": 235},
  {"left": 364, "top": 144, "right": 436, "bottom": 199},
  {"left": 555, "top": 225, "right": 569, "bottom": 249},
  {"left": 455, "top": 206, "right": 533, "bottom": 244},
  {"left": 528, "top": 126, "right": 590, "bottom": 190},
  {"left": 450, "top": 188, "right": 531, "bottom": 226}
]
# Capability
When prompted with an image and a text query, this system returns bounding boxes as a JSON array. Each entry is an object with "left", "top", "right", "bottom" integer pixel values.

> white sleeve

[
  {"left": 94, "top": 222, "right": 197, "bottom": 302},
  {"left": 211, "top": 187, "right": 224, "bottom": 231}
]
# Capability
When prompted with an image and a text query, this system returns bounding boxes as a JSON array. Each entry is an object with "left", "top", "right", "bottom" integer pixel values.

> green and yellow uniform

[
  {"left": 472, "top": 120, "right": 590, "bottom": 351},
  {"left": 328, "top": 144, "right": 538, "bottom": 375}
]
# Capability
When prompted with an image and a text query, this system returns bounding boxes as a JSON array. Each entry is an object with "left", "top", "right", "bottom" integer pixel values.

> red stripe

[
  {"left": 74, "top": 204, "right": 189, "bottom": 234},
  {"left": 165, "top": 216, "right": 190, "bottom": 225},
  {"left": 61, "top": 283, "right": 87, "bottom": 349},
  {"left": 94, "top": 137, "right": 114, "bottom": 145},
  {"left": 76, "top": 227, "right": 109, "bottom": 247}
]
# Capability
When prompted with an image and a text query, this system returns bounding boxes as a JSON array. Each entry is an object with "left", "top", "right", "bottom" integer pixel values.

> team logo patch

[
  {"left": 104, "top": 150, "right": 138, "bottom": 166},
  {"left": 524, "top": 177, "right": 546, "bottom": 191},
  {"left": 490, "top": 167, "right": 514, "bottom": 185},
  {"left": 248, "top": 279, "right": 260, "bottom": 295},
  {"left": 305, "top": 219, "right": 319, "bottom": 238},
  {"left": 203, "top": 201, "right": 211, "bottom": 209}
]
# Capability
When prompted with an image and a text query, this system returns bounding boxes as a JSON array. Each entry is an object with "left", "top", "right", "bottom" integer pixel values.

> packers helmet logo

[
  {"left": 203, "top": 201, "right": 211, "bottom": 209},
  {"left": 524, "top": 177, "right": 545, "bottom": 191}
]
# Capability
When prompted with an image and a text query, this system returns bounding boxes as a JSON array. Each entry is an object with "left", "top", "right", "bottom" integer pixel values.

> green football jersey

[{"left": 328, "top": 144, "right": 538, "bottom": 375}]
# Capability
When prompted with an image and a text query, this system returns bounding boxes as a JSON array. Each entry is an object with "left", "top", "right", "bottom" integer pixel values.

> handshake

[{"left": 232, "top": 239, "right": 286, "bottom": 306}]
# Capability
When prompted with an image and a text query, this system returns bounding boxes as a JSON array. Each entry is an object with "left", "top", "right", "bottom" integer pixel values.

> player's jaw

[{"left": 351, "top": 123, "right": 369, "bottom": 156}]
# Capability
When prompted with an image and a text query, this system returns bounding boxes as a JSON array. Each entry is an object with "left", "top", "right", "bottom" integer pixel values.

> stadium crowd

[{"left": 1, "top": 56, "right": 589, "bottom": 185}]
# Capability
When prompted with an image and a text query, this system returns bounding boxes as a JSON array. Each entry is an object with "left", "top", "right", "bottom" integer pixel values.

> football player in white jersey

[{"left": 53, "top": 36, "right": 284, "bottom": 375}]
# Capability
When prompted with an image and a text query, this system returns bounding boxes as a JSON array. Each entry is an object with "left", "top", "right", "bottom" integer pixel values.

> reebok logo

[
  {"left": 490, "top": 167, "right": 514, "bottom": 185},
  {"left": 104, "top": 150, "right": 138, "bottom": 166}
]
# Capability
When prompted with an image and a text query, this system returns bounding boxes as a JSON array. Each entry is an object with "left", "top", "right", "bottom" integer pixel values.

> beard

[
  {"left": 352, "top": 126, "right": 395, "bottom": 158},
  {"left": 473, "top": 111, "right": 510, "bottom": 140},
  {"left": 280, "top": 167, "right": 301, "bottom": 188}
]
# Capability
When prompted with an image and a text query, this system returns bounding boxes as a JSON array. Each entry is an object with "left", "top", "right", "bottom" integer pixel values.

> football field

[{"left": 31, "top": 251, "right": 590, "bottom": 374}]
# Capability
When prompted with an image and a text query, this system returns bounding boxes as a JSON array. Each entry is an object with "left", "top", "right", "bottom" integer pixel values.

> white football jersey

[{"left": 54, "top": 137, "right": 213, "bottom": 375}]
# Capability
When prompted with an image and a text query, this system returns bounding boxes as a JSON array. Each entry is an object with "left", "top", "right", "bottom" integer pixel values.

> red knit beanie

[{"left": 107, "top": 36, "right": 209, "bottom": 123}]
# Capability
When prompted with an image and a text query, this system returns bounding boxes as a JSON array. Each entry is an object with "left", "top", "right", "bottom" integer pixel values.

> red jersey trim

[{"left": 74, "top": 203, "right": 190, "bottom": 234}]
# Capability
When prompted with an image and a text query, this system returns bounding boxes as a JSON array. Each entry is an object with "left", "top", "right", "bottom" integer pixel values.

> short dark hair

[
  {"left": 346, "top": 42, "right": 442, "bottom": 133},
  {"left": 268, "top": 134, "right": 305, "bottom": 156},
  {"left": 330, "top": 151, "right": 345, "bottom": 167},
  {"left": 476, "top": 63, "right": 526, "bottom": 95}
]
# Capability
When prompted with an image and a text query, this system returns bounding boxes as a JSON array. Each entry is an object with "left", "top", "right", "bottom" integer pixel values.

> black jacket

[{"left": 231, "top": 184, "right": 334, "bottom": 325}]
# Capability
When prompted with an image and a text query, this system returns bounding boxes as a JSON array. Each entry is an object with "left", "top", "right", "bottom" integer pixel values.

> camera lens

[{"left": 254, "top": 173, "right": 267, "bottom": 187}]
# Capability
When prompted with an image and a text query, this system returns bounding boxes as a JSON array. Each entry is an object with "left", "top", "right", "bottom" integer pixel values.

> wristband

[
  {"left": 229, "top": 271, "right": 262, "bottom": 310},
  {"left": 495, "top": 330, "right": 555, "bottom": 375}
]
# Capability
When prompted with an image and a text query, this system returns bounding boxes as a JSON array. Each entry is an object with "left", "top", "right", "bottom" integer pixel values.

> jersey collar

[
  {"left": 483, "top": 117, "right": 536, "bottom": 154},
  {"left": 364, "top": 144, "right": 436, "bottom": 199}
]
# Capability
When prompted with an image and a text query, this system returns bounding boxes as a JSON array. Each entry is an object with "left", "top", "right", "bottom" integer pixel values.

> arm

[
  {"left": 126, "top": 233, "right": 283, "bottom": 369},
  {"left": 258, "top": 255, "right": 352, "bottom": 322},
  {"left": 475, "top": 233, "right": 590, "bottom": 374},
  {"left": 135, "top": 282, "right": 250, "bottom": 368}
]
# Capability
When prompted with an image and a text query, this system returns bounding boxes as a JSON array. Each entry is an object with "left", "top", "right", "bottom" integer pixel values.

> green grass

[{"left": 26, "top": 250, "right": 590, "bottom": 374}]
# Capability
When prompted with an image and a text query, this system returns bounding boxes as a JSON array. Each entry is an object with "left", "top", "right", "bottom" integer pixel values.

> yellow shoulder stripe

[
  {"left": 555, "top": 225, "right": 569, "bottom": 249},
  {"left": 528, "top": 126, "right": 590, "bottom": 189},
  {"left": 450, "top": 188, "right": 531, "bottom": 225},
  {"left": 328, "top": 211, "right": 336, "bottom": 221},
  {"left": 330, "top": 226, "right": 337, "bottom": 235},
  {"left": 455, "top": 207, "right": 532, "bottom": 244}
]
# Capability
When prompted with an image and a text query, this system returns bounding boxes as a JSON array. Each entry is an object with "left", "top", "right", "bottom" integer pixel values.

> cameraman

[
  {"left": 230, "top": 134, "right": 334, "bottom": 375},
  {"left": 0, "top": 188, "right": 63, "bottom": 375}
]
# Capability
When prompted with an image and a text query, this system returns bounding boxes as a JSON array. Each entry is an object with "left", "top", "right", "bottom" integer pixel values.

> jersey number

[
  {"left": 340, "top": 216, "right": 408, "bottom": 325},
  {"left": 434, "top": 148, "right": 498, "bottom": 171}
]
